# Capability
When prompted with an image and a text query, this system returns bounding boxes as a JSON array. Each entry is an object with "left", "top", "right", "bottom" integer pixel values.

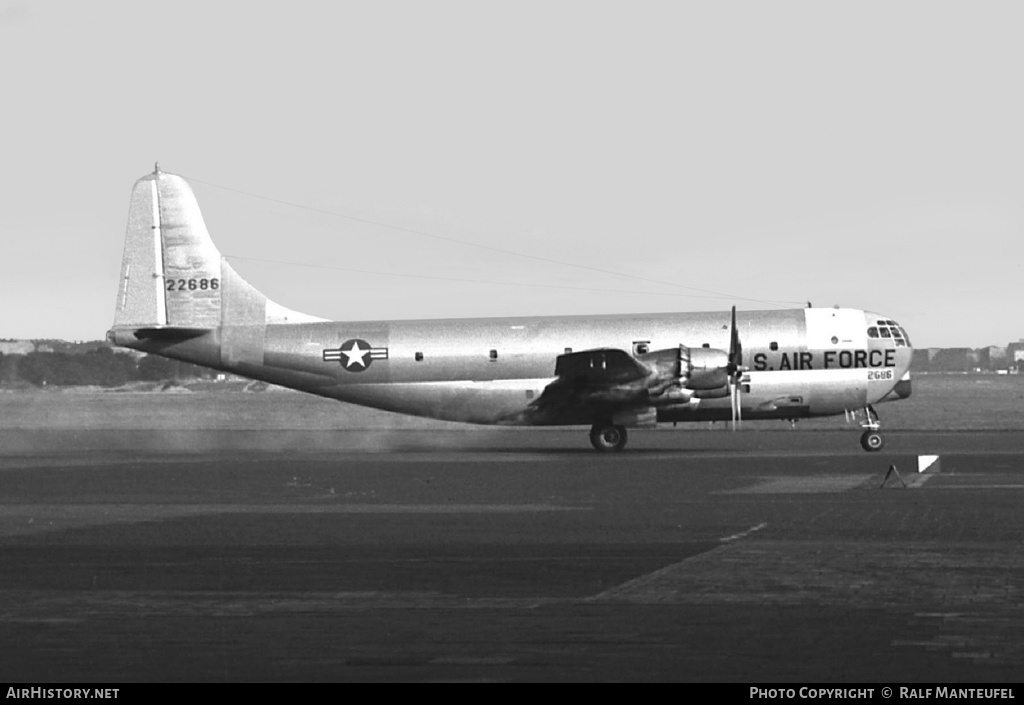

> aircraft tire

[
  {"left": 860, "top": 430, "right": 884, "bottom": 452},
  {"left": 590, "top": 424, "right": 628, "bottom": 452}
]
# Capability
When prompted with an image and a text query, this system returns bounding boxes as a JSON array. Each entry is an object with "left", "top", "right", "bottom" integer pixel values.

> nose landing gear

[{"left": 858, "top": 404, "right": 884, "bottom": 452}]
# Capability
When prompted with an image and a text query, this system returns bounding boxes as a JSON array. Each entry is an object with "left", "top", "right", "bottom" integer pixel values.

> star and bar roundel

[{"left": 323, "top": 339, "right": 389, "bottom": 372}]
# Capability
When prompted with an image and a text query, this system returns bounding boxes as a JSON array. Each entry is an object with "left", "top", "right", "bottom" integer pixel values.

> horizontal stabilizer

[
  {"left": 107, "top": 326, "right": 213, "bottom": 347},
  {"left": 131, "top": 327, "right": 213, "bottom": 342}
]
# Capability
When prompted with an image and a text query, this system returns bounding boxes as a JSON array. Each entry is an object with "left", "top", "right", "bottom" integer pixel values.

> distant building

[
  {"left": 929, "top": 348, "right": 971, "bottom": 373},
  {"left": 983, "top": 345, "right": 1008, "bottom": 366},
  {"left": 0, "top": 341, "right": 34, "bottom": 355}
]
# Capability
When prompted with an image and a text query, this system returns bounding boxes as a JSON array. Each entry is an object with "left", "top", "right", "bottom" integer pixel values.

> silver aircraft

[{"left": 107, "top": 167, "right": 913, "bottom": 452}]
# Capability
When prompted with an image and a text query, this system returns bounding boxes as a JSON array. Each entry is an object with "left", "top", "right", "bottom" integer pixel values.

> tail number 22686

[{"left": 166, "top": 278, "right": 220, "bottom": 292}]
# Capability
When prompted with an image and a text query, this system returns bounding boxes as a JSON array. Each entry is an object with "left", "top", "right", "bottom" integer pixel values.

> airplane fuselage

[{"left": 119, "top": 307, "right": 912, "bottom": 427}]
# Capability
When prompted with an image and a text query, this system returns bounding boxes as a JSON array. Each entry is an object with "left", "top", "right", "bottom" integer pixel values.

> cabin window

[
  {"left": 415, "top": 352, "right": 424, "bottom": 362},
  {"left": 770, "top": 341, "right": 778, "bottom": 351},
  {"left": 489, "top": 349, "right": 498, "bottom": 360},
  {"left": 702, "top": 343, "right": 710, "bottom": 348},
  {"left": 526, "top": 390, "right": 535, "bottom": 400},
  {"left": 564, "top": 347, "right": 572, "bottom": 354},
  {"left": 632, "top": 341, "right": 650, "bottom": 355},
  {"left": 790, "top": 396, "right": 803, "bottom": 404}
]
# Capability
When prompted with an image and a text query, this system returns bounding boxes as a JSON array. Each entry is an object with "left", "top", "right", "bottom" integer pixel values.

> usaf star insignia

[{"left": 323, "top": 339, "right": 389, "bottom": 372}]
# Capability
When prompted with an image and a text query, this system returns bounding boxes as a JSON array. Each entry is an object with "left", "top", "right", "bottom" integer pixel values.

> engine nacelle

[
  {"left": 680, "top": 346, "right": 729, "bottom": 390},
  {"left": 637, "top": 345, "right": 732, "bottom": 401}
]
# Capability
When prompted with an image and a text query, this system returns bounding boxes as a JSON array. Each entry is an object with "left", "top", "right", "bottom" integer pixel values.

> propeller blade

[
  {"left": 731, "top": 380, "right": 736, "bottom": 431},
  {"left": 737, "top": 382, "right": 742, "bottom": 429},
  {"left": 728, "top": 306, "right": 743, "bottom": 431},
  {"left": 728, "top": 305, "right": 742, "bottom": 372}
]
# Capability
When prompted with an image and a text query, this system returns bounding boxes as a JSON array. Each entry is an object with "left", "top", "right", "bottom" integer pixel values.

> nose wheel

[
  {"left": 860, "top": 430, "right": 884, "bottom": 452},
  {"left": 858, "top": 404, "right": 884, "bottom": 452},
  {"left": 590, "top": 424, "right": 628, "bottom": 452}
]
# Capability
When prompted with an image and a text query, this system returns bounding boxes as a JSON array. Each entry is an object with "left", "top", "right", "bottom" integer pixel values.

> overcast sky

[{"left": 1, "top": 1, "right": 1021, "bottom": 348}]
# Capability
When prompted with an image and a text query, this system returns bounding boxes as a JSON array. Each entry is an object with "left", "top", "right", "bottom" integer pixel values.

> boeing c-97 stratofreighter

[{"left": 107, "top": 167, "right": 913, "bottom": 452}]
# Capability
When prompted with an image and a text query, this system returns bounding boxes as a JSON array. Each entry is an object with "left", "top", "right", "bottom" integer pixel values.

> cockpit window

[
  {"left": 871, "top": 318, "right": 912, "bottom": 347},
  {"left": 868, "top": 317, "right": 909, "bottom": 346}
]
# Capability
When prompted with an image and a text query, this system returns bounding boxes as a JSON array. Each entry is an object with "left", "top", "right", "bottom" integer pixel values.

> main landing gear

[
  {"left": 858, "top": 404, "right": 884, "bottom": 452},
  {"left": 590, "top": 424, "right": 628, "bottom": 452}
]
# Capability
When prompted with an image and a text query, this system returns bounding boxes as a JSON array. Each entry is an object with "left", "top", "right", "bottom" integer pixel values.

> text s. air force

[{"left": 108, "top": 167, "right": 913, "bottom": 452}]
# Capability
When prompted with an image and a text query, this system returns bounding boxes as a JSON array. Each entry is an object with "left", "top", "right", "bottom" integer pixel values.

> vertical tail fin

[
  {"left": 113, "top": 165, "right": 221, "bottom": 328},
  {"left": 111, "top": 165, "right": 323, "bottom": 333}
]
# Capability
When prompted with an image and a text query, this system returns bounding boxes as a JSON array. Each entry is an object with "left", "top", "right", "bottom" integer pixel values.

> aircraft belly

[
  {"left": 327, "top": 380, "right": 553, "bottom": 425},
  {"left": 743, "top": 369, "right": 868, "bottom": 415}
]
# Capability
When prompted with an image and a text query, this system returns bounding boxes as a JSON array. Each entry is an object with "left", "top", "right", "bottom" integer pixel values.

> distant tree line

[
  {"left": 0, "top": 348, "right": 214, "bottom": 387},
  {"left": 912, "top": 347, "right": 1022, "bottom": 373}
]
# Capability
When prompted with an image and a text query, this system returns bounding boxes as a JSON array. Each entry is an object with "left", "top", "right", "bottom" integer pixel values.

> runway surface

[{"left": 1, "top": 429, "right": 1022, "bottom": 682}]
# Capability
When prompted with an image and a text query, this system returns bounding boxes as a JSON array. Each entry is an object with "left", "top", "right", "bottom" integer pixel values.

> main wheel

[
  {"left": 590, "top": 424, "right": 628, "bottom": 452},
  {"left": 860, "top": 430, "right": 884, "bottom": 452}
]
